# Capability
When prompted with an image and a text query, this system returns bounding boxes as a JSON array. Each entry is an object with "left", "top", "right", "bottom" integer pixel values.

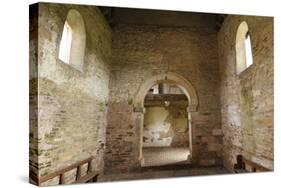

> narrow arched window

[
  {"left": 59, "top": 21, "right": 72, "bottom": 64},
  {"left": 236, "top": 21, "right": 253, "bottom": 75},
  {"left": 245, "top": 32, "right": 253, "bottom": 68},
  {"left": 58, "top": 9, "right": 86, "bottom": 72}
]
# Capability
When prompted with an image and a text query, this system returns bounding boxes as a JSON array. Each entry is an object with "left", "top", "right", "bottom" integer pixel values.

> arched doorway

[
  {"left": 142, "top": 82, "right": 190, "bottom": 167},
  {"left": 133, "top": 72, "right": 199, "bottom": 167}
]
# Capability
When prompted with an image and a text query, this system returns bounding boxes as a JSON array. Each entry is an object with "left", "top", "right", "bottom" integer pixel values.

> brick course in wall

[
  {"left": 218, "top": 15, "right": 273, "bottom": 171},
  {"left": 104, "top": 23, "right": 223, "bottom": 173},
  {"left": 30, "top": 3, "right": 274, "bottom": 184},
  {"left": 29, "top": 3, "right": 112, "bottom": 184}
]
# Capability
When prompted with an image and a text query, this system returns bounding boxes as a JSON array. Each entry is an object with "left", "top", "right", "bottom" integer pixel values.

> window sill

[
  {"left": 237, "top": 63, "right": 254, "bottom": 79},
  {"left": 57, "top": 58, "right": 84, "bottom": 74}
]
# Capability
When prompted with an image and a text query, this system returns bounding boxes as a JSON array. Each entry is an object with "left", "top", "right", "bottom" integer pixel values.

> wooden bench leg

[{"left": 92, "top": 175, "right": 98, "bottom": 182}]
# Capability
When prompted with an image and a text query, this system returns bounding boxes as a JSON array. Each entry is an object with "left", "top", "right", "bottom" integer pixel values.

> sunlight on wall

[
  {"left": 59, "top": 22, "right": 72, "bottom": 64},
  {"left": 245, "top": 34, "right": 253, "bottom": 67}
]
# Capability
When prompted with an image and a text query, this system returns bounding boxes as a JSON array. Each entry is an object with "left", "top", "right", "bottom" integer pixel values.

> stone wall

[
  {"left": 29, "top": 3, "right": 39, "bottom": 176},
  {"left": 105, "top": 20, "right": 223, "bottom": 173},
  {"left": 218, "top": 15, "right": 274, "bottom": 171},
  {"left": 29, "top": 3, "right": 274, "bottom": 182},
  {"left": 29, "top": 2, "right": 112, "bottom": 184}
]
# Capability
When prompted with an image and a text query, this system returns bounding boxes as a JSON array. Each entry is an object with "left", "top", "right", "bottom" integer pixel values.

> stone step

[{"left": 140, "top": 162, "right": 193, "bottom": 172}]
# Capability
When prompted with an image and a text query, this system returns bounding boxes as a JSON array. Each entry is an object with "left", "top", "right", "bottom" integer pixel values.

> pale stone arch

[
  {"left": 134, "top": 72, "right": 199, "bottom": 111},
  {"left": 132, "top": 72, "right": 199, "bottom": 167}
]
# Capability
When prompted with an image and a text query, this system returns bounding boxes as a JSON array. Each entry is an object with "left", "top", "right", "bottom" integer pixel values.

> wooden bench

[
  {"left": 29, "top": 157, "right": 99, "bottom": 186},
  {"left": 234, "top": 155, "right": 270, "bottom": 173}
]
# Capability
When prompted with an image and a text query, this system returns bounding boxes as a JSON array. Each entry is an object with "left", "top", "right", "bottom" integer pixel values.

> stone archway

[{"left": 133, "top": 72, "right": 199, "bottom": 166}]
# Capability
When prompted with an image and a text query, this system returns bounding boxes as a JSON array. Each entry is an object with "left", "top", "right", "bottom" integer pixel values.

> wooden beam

[
  {"left": 87, "top": 160, "right": 92, "bottom": 173},
  {"left": 144, "top": 100, "right": 188, "bottom": 107},
  {"left": 145, "top": 94, "right": 187, "bottom": 102},
  {"left": 75, "top": 171, "right": 98, "bottom": 184},
  {"left": 76, "top": 165, "right": 82, "bottom": 181},
  {"left": 59, "top": 173, "right": 65, "bottom": 184}
]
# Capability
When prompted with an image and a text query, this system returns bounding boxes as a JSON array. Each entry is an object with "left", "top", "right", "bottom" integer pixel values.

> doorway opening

[{"left": 141, "top": 82, "right": 191, "bottom": 167}]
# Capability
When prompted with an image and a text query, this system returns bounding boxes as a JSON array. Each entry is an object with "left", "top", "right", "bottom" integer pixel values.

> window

[
  {"left": 245, "top": 33, "right": 253, "bottom": 67},
  {"left": 236, "top": 21, "right": 253, "bottom": 75},
  {"left": 58, "top": 9, "right": 86, "bottom": 72},
  {"left": 59, "top": 21, "right": 72, "bottom": 64}
]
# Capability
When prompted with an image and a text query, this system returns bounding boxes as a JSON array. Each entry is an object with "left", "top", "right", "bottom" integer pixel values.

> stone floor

[
  {"left": 99, "top": 147, "right": 230, "bottom": 182},
  {"left": 99, "top": 166, "right": 230, "bottom": 182},
  {"left": 142, "top": 147, "right": 191, "bottom": 167}
]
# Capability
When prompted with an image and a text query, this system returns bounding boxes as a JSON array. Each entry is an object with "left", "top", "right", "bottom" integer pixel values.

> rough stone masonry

[{"left": 29, "top": 2, "right": 274, "bottom": 186}]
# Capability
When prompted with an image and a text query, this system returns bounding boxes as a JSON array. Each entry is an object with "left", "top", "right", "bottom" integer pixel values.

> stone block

[
  {"left": 199, "top": 159, "right": 216, "bottom": 166},
  {"left": 201, "top": 136, "right": 208, "bottom": 143},
  {"left": 208, "top": 143, "right": 222, "bottom": 152},
  {"left": 255, "top": 118, "right": 273, "bottom": 126},
  {"left": 212, "top": 129, "right": 223, "bottom": 136}
]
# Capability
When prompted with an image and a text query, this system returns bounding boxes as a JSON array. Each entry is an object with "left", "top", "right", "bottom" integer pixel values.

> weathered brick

[
  {"left": 218, "top": 15, "right": 273, "bottom": 171},
  {"left": 212, "top": 129, "right": 223, "bottom": 136},
  {"left": 30, "top": 3, "right": 111, "bottom": 182}
]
